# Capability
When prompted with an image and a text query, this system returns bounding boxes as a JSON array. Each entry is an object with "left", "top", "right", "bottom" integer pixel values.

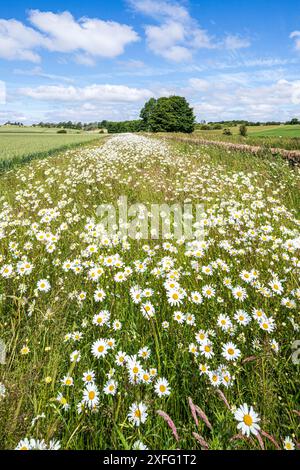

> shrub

[
  {"left": 57, "top": 129, "right": 67, "bottom": 134},
  {"left": 239, "top": 124, "right": 247, "bottom": 137},
  {"left": 223, "top": 128, "right": 232, "bottom": 135}
]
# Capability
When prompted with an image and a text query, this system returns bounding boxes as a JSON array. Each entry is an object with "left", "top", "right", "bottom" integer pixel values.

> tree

[
  {"left": 140, "top": 98, "right": 157, "bottom": 131},
  {"left": 239, "top": 124, "right": 247, "bottom": 137},
  {"left": 140, "top": 96, "right": 195, "bottom": 133}
]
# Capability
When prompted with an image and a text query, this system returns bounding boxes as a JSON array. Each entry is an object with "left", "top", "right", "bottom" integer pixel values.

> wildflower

[
  {"left": 104, "top": 379, "right": 118, "bottom": 395},
  {"left": 154, "top": 378, "right": 171, "bottom": 397},
  {"left": 83, "top": 383, "right": 99, "bottom": 409},
  {"left": 82, "top": 370, "right": 95, "bottom": 384},
  {"left": 234, "top": 403, "right": 260, "bottom": 436},
  {"left": 222, "top": 342, "right": 241, "bottom": 361},
  {"left": 128, "top": 402, "right": 148, "bottom": 426},
  {"left": 37, "top": 279, "right": 51, "bottom": 292},
  {"left": 283, "top": 436, "right": 295, "bottom": 450},
  {"left": 20, "top": 345, "right": 30, "bottom": 355},
  {"left": 91, "top": 339, "right": 109, "bottom": 358}
]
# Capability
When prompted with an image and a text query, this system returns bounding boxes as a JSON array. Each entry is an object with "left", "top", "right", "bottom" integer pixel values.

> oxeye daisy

[
  {"left": 91, "top": 339, "right": 109, "bottom": 358},
  {"left": 112, "top": 319, "right": 122, "bottom": 330},
  {"left": 173, "top": 311, "right": 185, "bottom": 324},
  {"left": 104, "top": 379, "right": 118, "bottom": 396},
  {"left": 195, "top": 329, "right": 208, "bottom": 344},
  {"left": 283, "top": 436, "right": 295, "bottom": 450},
  {"left": 82, "top": 370, "right": 95, "bottom": 384},
  {"left": 37, "top": 279, "right": 51, "bottom": 292},
  {"left": 222, "top": 342, "right": 241, "bottom": 361},
  {"left": 132, "top": 440, "right": 148, "bottom": 450},
  {"left": 217, "top": 314, "right": 232, "bottom": 331},
  {"left": 232, "top": 286, "right": 247, "bottom": 301},
  {"left": 141, "top": 302, "right": 155, "bottom": 319},
  {"left": 141, "top": 370, "right": 152, "bottom": 384},
  {"left": 259, "top": 317, "right": 276, "bottom": 332},
  {"left": 115, "top": 351, "right": 127, "bottom": 366},
  {"left": 200, "top": 341, "right": 214, "bottom": 359},
  {"left": 209, "top": 371, "right": 221, "bottom": 387},
  {"left": 93, "top": 289, "right": 106, "bottom": 302},
  {"left": 83, "top": 383, "right": 99, "bottom": 409},
  {"left": 234, "top": 403, "right": 260, "bottom": 437},
  {"left": 128, "top": 402, "right": 148, "bottom": 427},
  {"left": 154, "top": 378, "right": 171, "bottom": 397},
  {"left": 61, "top": 376, "right": 74, "bottom": 387},
  {"left": 15, "top": 438, "right": 32, "bottom": 450},
  {"left": 202, "top": 285, "right": 216, "bottom": 298},
  {"left": 138, "top": 346, "right": 151, "bottom": 360},
  {"left": 167, "top": 289, "right": 184, "bottom": 306},
  {"left": 190, "top": 291, "right": 203, "bottom": 304},
  {"left": 199, "top": 363, "right": 210, "bottom": 375},
  {"left": 234, "top": 310, "right": 251, "bottom": 326}
]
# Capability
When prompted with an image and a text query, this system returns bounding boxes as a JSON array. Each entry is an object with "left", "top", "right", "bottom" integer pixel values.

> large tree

[{"left": 140, "top": 96, "right": 195, "bottom": 133}]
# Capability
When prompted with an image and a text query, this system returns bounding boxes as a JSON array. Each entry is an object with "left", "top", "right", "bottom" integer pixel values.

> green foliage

[
  {"left": 223, "top": 128, "right": 232, "bottom": 135},
  {"left": 239, "top": 124, "right": 248, "bottom": 137},
  {"left": 141, "top": 96, "right": 195, "bottom": 133},
  {"left": 57, "top": 129, "right": 67, "bottom": 134}
]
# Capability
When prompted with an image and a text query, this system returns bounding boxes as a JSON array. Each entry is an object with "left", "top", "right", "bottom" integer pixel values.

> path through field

[{"left": 0, "top": 134, "right": 299, "bottom": 450}]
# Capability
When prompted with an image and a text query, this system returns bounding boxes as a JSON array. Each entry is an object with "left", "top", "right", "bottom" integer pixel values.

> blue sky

[{"left": 0, "top": 0, "right": 300, "bottom": 123}]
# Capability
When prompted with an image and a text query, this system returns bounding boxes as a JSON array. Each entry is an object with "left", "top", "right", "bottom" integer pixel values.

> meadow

[
  {"left": 0, "top": 126, "right": 105, "bottom": 171},
  {"left": 0, "top": 134, "right": 299, "bottom": 451},
  {"left": 194, "top": 125, "right": 300, "bottom": 151}
]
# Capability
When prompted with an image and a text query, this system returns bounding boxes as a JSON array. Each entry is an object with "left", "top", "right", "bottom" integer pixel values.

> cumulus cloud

[
  {"left": 130, "top": 0, "right": 250, "bottom": 61},
  {"left": 0, "top": 10, "right": 139, "bottom": 63},
  {"left": 130, "top": 0, "right": 215, "bottom": 61},
  {"left": 188, "top": 75, "right": 300, "bottom": 121},
  {"left": 0, "top": 19, "right": 44, "bottom": 62},
  {"left": 19, "top": 84, "right": 154, "bottom": 103}
]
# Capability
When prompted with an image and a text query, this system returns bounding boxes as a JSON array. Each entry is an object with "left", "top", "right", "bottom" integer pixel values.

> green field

[
  {"left": 0, "top": 134, "right": 299, "bottom": 450},
  {"left": 0, "top": 127, "right": 106, "bottom": 171},
  {"left": 194, "top": 125, "right": 300, "bottom": 150}
]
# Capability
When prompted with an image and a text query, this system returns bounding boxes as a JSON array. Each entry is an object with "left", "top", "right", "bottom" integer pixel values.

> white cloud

[
  {"left": 0, "top": 19, "right": 44, "bottom": 62},
  {"left": 188, "top": 75, "right": 300, "bottom": 121},
  {"left": 130, "top": 0, "right": 250, "bottom": 61},
  {"left": 188, "top": 78, "right": 210, "bottom": 92},
  {"left": 29, "top": 10, "right": 139, "bottom": 58},
  {"left": 290, "top": 31, "right": 300, "bottom": 50},
  {"left": 19, "top": 84, "right": 154, "bottom": 103},
  {"left": 0, "top": 10, "right": 139, "bottom": 63},
  {"left": 130, "top": 0, "right": 215, "bottom": 61},
  {"left": 224, "top": 34, "right": 251, "bottom": 50}
]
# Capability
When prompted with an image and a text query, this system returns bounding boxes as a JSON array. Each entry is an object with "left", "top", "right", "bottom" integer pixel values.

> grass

[
  {"left": 0, "top": 131, "right": 107, "bottom": 171},
  {"left": 193, "top": 125, "right": 300, "bottom": 150},
  {"left": 0, "top": 134, "right": 299, "bottom": 450}
]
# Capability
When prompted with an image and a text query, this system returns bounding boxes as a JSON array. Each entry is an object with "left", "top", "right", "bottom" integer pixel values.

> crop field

[
  {"left": 0, "top": 128, "right": 105, "bottom": 171},
  {"left": 194, "top": 125, "right": 300, "bottom": 151},
  {"left": 0, "top": 134, "right": 299, "bottom": 451}
]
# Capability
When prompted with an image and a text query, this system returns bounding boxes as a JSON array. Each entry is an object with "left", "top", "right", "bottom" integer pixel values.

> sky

[{"left": 0, "top": 0, "right": 300, "bottom": 124}]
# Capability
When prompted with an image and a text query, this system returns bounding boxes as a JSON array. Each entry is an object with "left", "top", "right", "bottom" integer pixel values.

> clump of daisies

[{"left": 15, "top": 438, "right": 61, "bottom": 450}]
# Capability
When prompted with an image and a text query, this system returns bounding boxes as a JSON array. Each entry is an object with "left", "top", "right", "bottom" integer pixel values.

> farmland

[
  {"left": 193, "top": 125, "right": 300, "bottom": 151},
  {"left": 0, "top": 134, "right": 299, "bottom": 450},
  {"left": 0, "top": 126, "right": 106, "bottom": 171}
]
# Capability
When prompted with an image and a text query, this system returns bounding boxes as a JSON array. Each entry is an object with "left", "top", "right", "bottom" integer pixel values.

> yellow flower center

[
  {"left": 88, "top": 391, "right": 95, "bottom": 400},
  {"left": 243, "top": 414, "right": 253, "bottom": 426}
]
